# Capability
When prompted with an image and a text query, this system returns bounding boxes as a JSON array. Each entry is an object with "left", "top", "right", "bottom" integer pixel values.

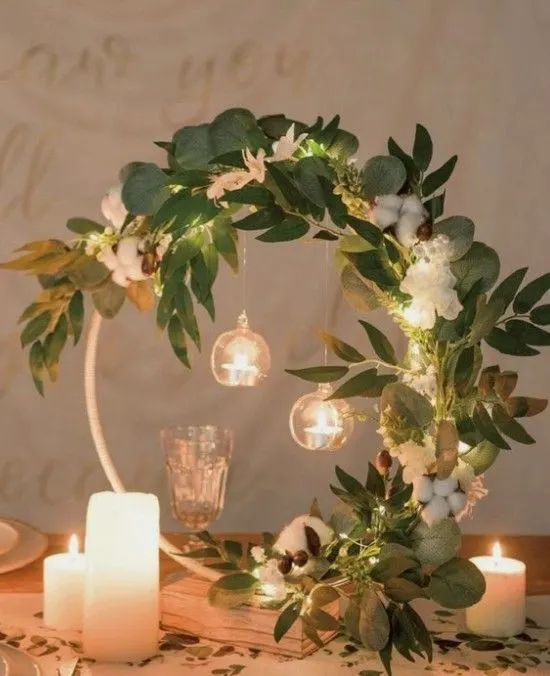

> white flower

[
  {"left": 206, "top": 148, "right": 266, "bottom": 203},
  {"left": 403, "top": 364, "right": 437, "bottom": 401},
  {"left": 97, "top": 236, "right": 147, "bottom": 288},
  {"left": 258, "top": 559, "right": 287, "bottom": 601},
  {"left": 251, "top": 546, "right": 267, "bottom": 565},
  {"left": 370, "top": 193, "right": 428, "bottom": 248},
  {"left": 400, "top": 234, "right": 462, "bottom": 330},
  {"left": 392, "top": 439, "right": 436, "bottom": 484},
  {"left": 101, "top": 184, "right": 128, "bottom": 229},
  {"left": 274, "top": 515, "right": 333, "bottom": 555},
  {"left": 270, "top": 124, "right": 308, "bottom": 162}
]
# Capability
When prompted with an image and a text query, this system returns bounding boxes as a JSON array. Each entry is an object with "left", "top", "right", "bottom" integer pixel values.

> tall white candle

[
  {"left": 466, "top": 542, "right": 526, "bottom": 637},
  {"left": 43, "top": 534, "right": 86, "bottom": 631},
  {"left": 83, "top": 492, "right": 159, "bottom": 662}
]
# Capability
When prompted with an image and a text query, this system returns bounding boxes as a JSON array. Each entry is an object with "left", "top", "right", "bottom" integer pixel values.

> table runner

[{"left": 0, "top": 594, "right": 549, "bottom": 675}]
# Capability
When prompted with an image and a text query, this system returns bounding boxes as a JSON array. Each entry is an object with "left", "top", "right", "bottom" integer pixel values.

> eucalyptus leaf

[
  {"left": 274, "top": 602, "right": 301, "bottom": 643},
  {"left": 340, "top": 265, "right": 381, "bottom": 313},
  {"left": 422, "top": 155, "right": 458, "bottom": 196},
  {"left": 359, "top": 589, "right": 390, "bottom": 651},
  {"left": 256, "top": 216, "right": 309, "bottom": 242},
  {"left": 121, "top": 162, "right": 168, "bottom": 215},
  {"left": 345, "top": 250, "right": 399, "bottom": 289},
  {"left": 380, "top": 383, "right": 434, "bottom": 428},
  {"left": 428, "top": 558, "right": 486, "bottom": 609},
  {"left": 531, "top": 304, "right": 550, "bottom": 325},
  {"left": 505, "top": 396, "right": 548, "bottom": 418},
  {"left": 168, "top": 314, "right": 190, "bottom": 368},
  {"left": 485, "top": 327, "right": 539, "bottom": 356},
  {"left": 68, "top": 291, "right": 84, "bottom": 345},
  {"left": 432, "top": 216, "right": 474, "bottom": 261},
  {"left": 461, "top": 440, "right": 500, "bottom": 475},
  {"left": 173, "top": 123, "right": 214, "bottom": 170},
  {"left": 513, "top": 272, "right": 550, "bottom": 313},
  {"left": 29, "top": 340, "right": 46, "bottom": 395},
  {"left": 359, "top": 320, "right": 397, "bottom": 364},
  {"left": 412, "top": 124, "right": 433, "bottom": 172},
  {"left": 319, "top": 331, "right": 364, "bottom": 362},
  {"left": 285, "top": 365, "right": 349, "bottom": 383},
  {"left": 362, "top": 155, "right": 407, "bottom": 200},
  {"left": 66, "top": 217, "right": 104, "bottom": 236},
  {"left": 473, "top": 402, "right": 510, "bottom": 450},
  {"left": 21, "top": 311, "right": 50, "bottom": 348},
  {"left": 328, "top": 369, "right": 395, "bottom": 400},
  {"left": 490, "top": 267, "right": 528, "bottom": 313},
  {"left": 492, "top": 404, "right": 535, "bottom": 444},
  {"left": 451, "top": 242, "right": 500, "bottom": 299},
  {"left": 92, "top": 281, "right": 126, "bottom": 319},
  {"left": 411, "top": 518, "right": 461, "bottom": 566}
]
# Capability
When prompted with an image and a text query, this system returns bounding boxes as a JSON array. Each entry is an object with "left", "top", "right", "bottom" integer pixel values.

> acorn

[
  {"left": 278, "top": 554, "right": 293, "bottom": 575},
  {"left": 416, "top": 221, "right": 433, "bottom": 242},
  {"left": 292, "top": 550, "right": 309, "bottom": 568},
  {"left": 141, "top": 252, "right": 158, "bottom": 276},
  {"left": 376, "top": 449, "right": 393, "bottom": 475}
]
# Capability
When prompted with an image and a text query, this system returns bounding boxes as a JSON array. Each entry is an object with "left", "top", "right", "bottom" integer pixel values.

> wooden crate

[{"left": 160, "top": 572, "right": 340, "bottom": 658}]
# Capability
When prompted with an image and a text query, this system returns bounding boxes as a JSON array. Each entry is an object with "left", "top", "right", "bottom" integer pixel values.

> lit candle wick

[
  {"left": 492, "top": 541, "right": 502, "bottom": 569},
  {"left": 68, "top": 533, "right": 79, "bottom": 555}
]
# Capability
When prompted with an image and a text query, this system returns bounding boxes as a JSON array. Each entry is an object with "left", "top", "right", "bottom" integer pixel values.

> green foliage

[
  {"left": 359, "top": 320, "right": 397, "bottom": 365},
  {"left": 285, "top": 365, "right": 349, "bottom": 383},
  {"left": 421, "top": 155, "right": 458, "bottom": 196},
  {"left": 428, "top": 558, "right": 486, "bottom": 609},
  {"left": 411, "top": 519, "right": 461, "bottom": 566},
  {"left": 380, "top": 383, "right": 433, "bottom": 429},
  {"left": 432, "top": 216, "right": 474, "bottom": 261},
  {"left": 121, "top": 162, "right": 169, "bottom": 215},
  {"left": 362, "top": 156, "right": 407, "bottom": 200}
]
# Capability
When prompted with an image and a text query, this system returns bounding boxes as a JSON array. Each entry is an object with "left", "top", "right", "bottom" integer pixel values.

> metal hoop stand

[{"left": 83, "top": 310, "right": 220, "bottom": 582}]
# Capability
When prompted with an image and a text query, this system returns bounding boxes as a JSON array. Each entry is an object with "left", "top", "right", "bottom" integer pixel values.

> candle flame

[
  {"left": 492, "top": 541, "right": 502, "bottom": 559},
  {"left": 68, "top": 534, "right": 79, "bottom": 555}
]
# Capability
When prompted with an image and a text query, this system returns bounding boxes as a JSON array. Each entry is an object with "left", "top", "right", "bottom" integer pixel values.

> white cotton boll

[
  {"left": 371, "top": 205, "right": 399, "bottom": 228},
  {"left": 116, "top": 237, "right": 140, "bottom": 266},
  {"left": 111, "top": 267, "right": 130, "bottom": 288},
  {"left": 433, "top": 477, "right": 459, "bottom": 497},
  {"left": 401, "top": 194, "right": 426, "bottom": 216},
  {"left": 101, "top": 184, "right": 128, "bottom": 229},
  {"left": 447, "top": 491, "right": 467, "bottom": 516},
  {"left": 396, "top": 211, "right": 424, "bottom": 248},
  {"left": 376, "top": 194, "right": 403, "bottom": 211},
  {"left": 412, "top": 475, "right": 434, "bottom": 503},
  {"left": 421, "top": 495, "right": 450, "bottom": 527},
  {"left": 97, "top": 247, "right": 118, "bottom": 272}
]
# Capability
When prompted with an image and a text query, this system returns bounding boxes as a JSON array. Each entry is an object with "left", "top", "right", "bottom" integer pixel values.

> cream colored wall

[{"left": 0, "top": 0, "right": 549, "bottom": 535}]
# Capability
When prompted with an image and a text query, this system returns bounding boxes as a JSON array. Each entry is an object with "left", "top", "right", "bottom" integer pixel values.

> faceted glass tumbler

[{"left": 161, "top": 425, "right": 233, "bottom": 530}]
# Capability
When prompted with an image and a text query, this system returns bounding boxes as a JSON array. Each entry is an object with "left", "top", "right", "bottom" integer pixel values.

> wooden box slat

[{"left": 160, "top": 573, "right": 339, "bottom": 658}]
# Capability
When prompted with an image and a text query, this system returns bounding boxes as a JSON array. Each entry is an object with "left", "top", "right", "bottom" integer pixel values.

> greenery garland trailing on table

[{"left": 3, "top": 108, "right": 550, "bottom": 673}]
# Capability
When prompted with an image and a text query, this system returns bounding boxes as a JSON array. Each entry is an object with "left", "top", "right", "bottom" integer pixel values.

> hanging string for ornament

[
  {"left": 210, "top": 231, "right": 271, "bottom": 387},
  {"left": 289, "top": 241, "right": 354, "bottom": 451}
]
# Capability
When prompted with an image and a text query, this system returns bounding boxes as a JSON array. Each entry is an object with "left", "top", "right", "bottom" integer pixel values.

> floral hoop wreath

[{"left": 3, "top": 109, "right": 550, "bottom": 672}]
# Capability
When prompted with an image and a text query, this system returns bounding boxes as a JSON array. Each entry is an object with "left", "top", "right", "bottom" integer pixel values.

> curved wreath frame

[{"left": 3, "top": 109, "right": 550, "bottom": 672}]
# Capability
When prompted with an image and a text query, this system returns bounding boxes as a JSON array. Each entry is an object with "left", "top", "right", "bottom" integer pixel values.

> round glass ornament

[
  {"left": 289, "top": 382, "right": 354, "bottom": 451},
  {"left": 210, "top": 311, "right": 271, "bottom": 387}
]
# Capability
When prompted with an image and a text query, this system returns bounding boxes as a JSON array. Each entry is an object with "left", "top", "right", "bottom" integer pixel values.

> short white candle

[
  {"left": 466, "top": 542, "right": 526, "bottom": 637},
  {"left": 222, "top": 352, "right": 259, "bottom": 386},
  {"left": 43, "top": 534, "right": 86, "bottom": 631},
  {"left": 83, "top": 492, "right": 159, "bottom": 662}
]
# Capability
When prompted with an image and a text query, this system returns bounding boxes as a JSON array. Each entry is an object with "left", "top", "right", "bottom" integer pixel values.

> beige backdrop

[{"left": 0, "top": 0, "right": 549, "bottom": 535}]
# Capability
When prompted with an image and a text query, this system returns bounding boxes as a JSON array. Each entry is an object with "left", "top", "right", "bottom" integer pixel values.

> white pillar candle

[
  {"left": 83, "top": 492, "right": 159, "bottom": 662},
  {"left": 43, "top": 534, "right": 86, "bottom": 631},
  {"left": 466, "top": 542, "right": 526, "bottom": 637}
]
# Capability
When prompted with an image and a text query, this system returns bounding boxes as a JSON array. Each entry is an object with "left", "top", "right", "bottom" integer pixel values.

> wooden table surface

[{"left": 1, "top": 534, "right": 548, "bottom": 595}]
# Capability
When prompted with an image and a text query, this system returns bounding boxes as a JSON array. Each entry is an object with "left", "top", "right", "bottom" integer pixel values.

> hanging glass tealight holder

[
  {"left": 289, "top": 382, "right": 354, "bottom": 451},
  {"left": 210, "top": 311, "right": 271, "bottom": 387}
]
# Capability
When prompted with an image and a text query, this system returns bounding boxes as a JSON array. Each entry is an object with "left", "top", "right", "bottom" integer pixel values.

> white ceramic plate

[
  {"left": 0, "top": 644, "right": 41, "bottom": 675},
  {"left": 0, "top": 522, "right": 19, "bottom": 557},
  {"left": 0, "top": 520, "right": 47, "bottom": 575}
]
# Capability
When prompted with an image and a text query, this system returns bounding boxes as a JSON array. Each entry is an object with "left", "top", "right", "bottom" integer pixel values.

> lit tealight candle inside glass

[
  {"left": 466, "top": 541, "right": 526, "bottom": 637},
  {"left": 44, "top": 534, "right": 86, "bottom": 631},
  {"left": 221, "top": 351, "right": 259, "bottom": 386},
  {"left": 304, "top": 407, "right": 343, "bottom": 450}
]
